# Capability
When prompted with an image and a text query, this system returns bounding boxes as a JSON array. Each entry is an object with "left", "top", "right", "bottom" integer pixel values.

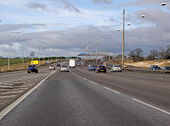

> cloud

[
  {"left": 124, "top": 0, "right": 165, "bottom": 6},
  {"left": 62, "top": 0, "right": 81, "bottom": 13},
  {"left": 26, "top": 2, "right": 46, "bottom": 10},
  {"left": 0, "top": 24, "right": 47, "bottom": 32},
  {"left": 0, "top": 22, "right": 170, "bottom": 57},
  {"left": 0, "top": 0, "right": 170, "bottom": 57},
  {"left": 92, "top": 0, "right": 112, "bottom": 4},
  {"left": 25, "top": 0, "right": 81, "bottom": 13}
]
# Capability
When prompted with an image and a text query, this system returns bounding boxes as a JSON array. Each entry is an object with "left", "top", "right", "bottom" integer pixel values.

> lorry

[{"left": 69, "top": 59, "right": 76, "bottom": 68}]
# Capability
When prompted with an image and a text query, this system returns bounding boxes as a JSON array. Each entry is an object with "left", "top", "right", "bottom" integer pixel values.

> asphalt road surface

[
  {"left": 0, "top": 66, "right": 53, "bottom": 111},
  {"left": 73, "top": 67, "right": 170, "bottom": 111},
  {"left": 0, "top": 70, "right": 169, "bottom": 126}
]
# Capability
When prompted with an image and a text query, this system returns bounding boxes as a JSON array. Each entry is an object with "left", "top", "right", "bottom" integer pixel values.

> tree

[
  {"left": 147, "top": 50, "right": 158, "bottom": 60},
  {"left": 128, "top": 48, "right": 144, "bottom": 61},
  {"left": 165, "top": 45, "right": 170, "bottom": 59}
]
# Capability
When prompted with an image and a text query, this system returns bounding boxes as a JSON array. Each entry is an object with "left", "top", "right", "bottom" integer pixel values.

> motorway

[
  {"left": 0, "top": 68, "right": 169, "bottom": 126},
  {"left": 73, "top": 67, "right": 170, "bottom": 111}
]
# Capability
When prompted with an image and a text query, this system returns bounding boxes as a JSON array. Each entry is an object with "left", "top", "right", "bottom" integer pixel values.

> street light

[
  {"left": 141, "top": 2, "right": 167, "bottom": 18},
  {"left": 22, "top": 42, "right": 25, "bottom": 69},
  {"left": 122, "top": 9, "right": 126, "bottom": 68},
  {"left": 161, "top": 3, "right": 166, "bottom": 6},
  {"left": 8, "top": 32, "right": 21, "bottom": 71},
  {"left": 121, "top": 9, "right": 132, "bottom": 68}
]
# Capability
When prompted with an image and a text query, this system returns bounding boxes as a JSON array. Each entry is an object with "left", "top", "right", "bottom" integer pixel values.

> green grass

[{"left": 0, "top": 58, "right": 32, "bottom": 66}]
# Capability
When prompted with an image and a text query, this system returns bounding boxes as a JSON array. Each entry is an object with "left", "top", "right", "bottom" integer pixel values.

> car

[
  {"left": 60, "top": 65, "right": 69, "bottom": 72},
  {"left": 96, "top": 65, "right": 106, "bottom": 73},
  {"left": 49, "top": 65, "right": 55, "bottom": 70},
  {"left": 162, "top": 66, "right": 170, "bottom": 70},
  {"left": 111, "top": 65, "right": 122, "bottom": 72},
  {"left": 27, "top": 65, "right": 38, "bottom": 73},
  {"left": 76, "top": 63, "right": 81, "bottom": 66},
  {"left": 88, "top": 65, "right": 96, "bottom": 71},
  {"left": 56, "top": 63, "right": 61, "bottom": 67},
  {"left": 161, "top": 66, "right": 170, "bottom": 73},
  {"left": 150, "top": 65, "right": 161, "bottom": 70}
]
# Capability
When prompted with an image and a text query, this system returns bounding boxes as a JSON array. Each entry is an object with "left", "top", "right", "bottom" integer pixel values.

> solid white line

[
  {"left": 0, "top": 70, "right": 57, "bottom": 121},
  {"left": 104, "top": 87, "right": 120, "bottom": 94},
  {"left": 132, "top": 98, "right": 170, "bottom": 115}
]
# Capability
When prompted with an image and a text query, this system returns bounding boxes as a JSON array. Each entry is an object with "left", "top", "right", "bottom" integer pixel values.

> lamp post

[
  {"left": 8, "top": 32, "right": 21, "bottom": 71},
  {"left": 22, "top": 43, "right": 25, "bottom": 69},
  {"left": 122, "top": 9, "right": 125, "bottom": 68},
  {"left": 121, "top": 9, "right": 132, "bottom": 68}
]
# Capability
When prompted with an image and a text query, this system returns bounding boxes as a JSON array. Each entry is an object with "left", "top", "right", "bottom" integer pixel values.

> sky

[{"left": 0, "top": 0, "right": 170, "bottom": 57}]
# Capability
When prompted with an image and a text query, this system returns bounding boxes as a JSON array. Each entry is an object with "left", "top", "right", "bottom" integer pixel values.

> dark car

[
  {"left": 56, "top": 63, "right": 61, "bottom": 67},
  {"left": 161, "top": 66, "right": 170, "bottom": 73},
  {"left": 162, "top": 66, "right": 170, "bottom": 70},
  {"left": 96, "top": 65, "right": 106, "bottom": 73},
  {"left": 88, "top": 65, "right": 96, "bottom": 71},
  {"left": 150, "top": 65, "right": 161, "bottom": 70},
  {"left": 27, "top": 65, "right": 38, "bottom": 73}
]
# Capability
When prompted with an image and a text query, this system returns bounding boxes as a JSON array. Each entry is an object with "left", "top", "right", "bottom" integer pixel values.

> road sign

[{"left": 31, "top": 60, "right": 39, "bottom": 65}]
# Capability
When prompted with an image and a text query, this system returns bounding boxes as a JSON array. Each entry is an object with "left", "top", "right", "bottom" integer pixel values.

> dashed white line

[
  {"left": 104, "top": 87, "right": 120, "bottom": 94},
  {"left": 131, "top": 98, "right": 170, "bottom": 115},
  {"left": 71, "top": 72, "right": 82, "bottom": 78},
  {"left": 83, "top": 77, "right": 88, "bottom": 80},
  {"left": 72, "top": 72, "right": 98, "bottom": 85},
  {"left": 89, "top": 80, "right": 98, "bottom": 85},
  {"left": 71, "top": 72, "right": 170, "bottom": 116}
]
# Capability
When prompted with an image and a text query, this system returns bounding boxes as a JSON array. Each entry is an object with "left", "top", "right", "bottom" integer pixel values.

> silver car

[
  {"left": 111, "top": 65, "right": 122, "bottom": 72},
  {"left": 60, "top": 65, "right": 69, "bottom": 72},
  {"left": 49, "top": 65, "right": 55, "bottom": 70}
]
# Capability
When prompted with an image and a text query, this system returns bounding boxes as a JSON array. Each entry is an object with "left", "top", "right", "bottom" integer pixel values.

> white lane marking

[
  {"left": 0, "top": 70, "right": 57, "bottom": 121},
  {"left": 72, "top": 72, "right": 98, "bottom": 86},
  {"left": 104, "top": 87, "right": 120, "bottom": 94},
  {"left": 89, "top": 80, "right": 98, "bottom": 85},
  {"left": 83, "top": 77, "right": 88, "bottom": 80},
  {"left": 71, "top": 72, "right": 83, "bottom": 79},
  {"left": 132, "top": 98, "right": 170, "bottom": 115},
  {"left": 71, "top": 72, "right": 88, "bottom": 80}
]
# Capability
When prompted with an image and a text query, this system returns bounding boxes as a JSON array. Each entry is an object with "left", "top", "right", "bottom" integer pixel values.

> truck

[{"left": 69, "top": 59, "right": 76, "bottom": 68}]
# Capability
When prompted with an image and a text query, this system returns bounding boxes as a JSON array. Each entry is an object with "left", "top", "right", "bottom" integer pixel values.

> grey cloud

[
  {"left": 26, "top": 2, "right": 46, "bottom": 10},
  {"left": 92, "top": 0, "right": 112, "bottom": 4},
  {"left": 1, "top": 19, "right": 170, "bottom": 57},
  {"left": 26, "top": 0, "right": 81, "bottom": 13},
  {"left": 62, "top": 0, "right": 81, "bottom": 13},
  {"left": 124, "top": 0, "right": 165, "bottom": 6},
  {"left": 0, "top": 24, "right": 47, "bottom": 32},
  {"left": 123, "top": 0, "right": 170, "bottom": 12}
]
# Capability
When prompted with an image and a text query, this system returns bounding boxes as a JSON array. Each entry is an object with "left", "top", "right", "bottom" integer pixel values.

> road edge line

[
  {"left": 132, "top": 98, "right": 170, "bottom": 115},
  {"left": 0, "top": 70, "right": 56, "bottom": 120}
]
